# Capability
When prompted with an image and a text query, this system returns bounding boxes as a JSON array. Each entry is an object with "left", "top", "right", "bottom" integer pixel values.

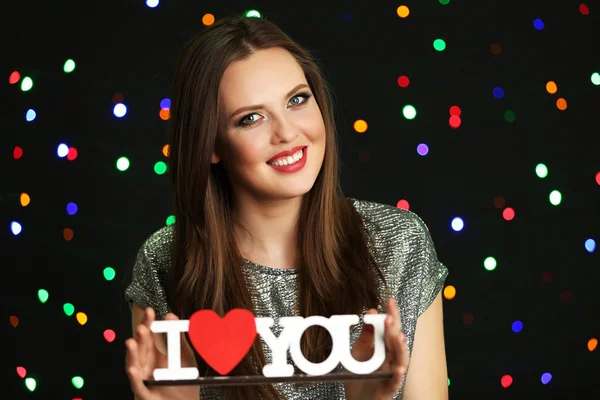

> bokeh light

[
  {"left": 20, "top": 193, "right": 31, "bottom": 207},
  {"left": 11, "top": 221, "right": 23, "bottom": 235},
  {"left": 154, "top": 161, "right": 167, "bottom": 175},
  {"left": 38, "top": 289, "right": 49, "bottom": 303},
  {"left": 416, "top": 143, "right": 429, "bottom": 156},
  {"left": 66, "top": 202, "right": 78, "bottom": 215},
  {"left": 113, "top": 103, "right": 127, "bottom": 118},
  {"left": 202, "top": 13, "right": 215, "bottom": 26},
  {"left": 72, "top": 376, "right": 84, "bottom": 389},
  {"left": 592, "top": 72, "right": 600, "bottom": 85},
  {"left": 556, "top": 98, "right": 567, "bottom": 110},
  {"left": 493, "top": 87, "right": 504, "bottom": 99},
  {"left": 104, "top": 329, "right": 116, "bottom": 343},
  {"left": 25, "top": 377, "right": 36, "bottom": 391},
  {"left": 354, "top": 119, "right": 368, "bottom": 133},
  {"left": 57, "top": 143, "right": 69, "bottom": 158},
  {"left": 536, "top": 163, "right": 548, "bottom": 178},
  {"left": 443, "top": 285, "right": 456, "bottom": 300},
  {"left": 451, "top": 217, "right": 464, "bottom": 232},
  {"left": 67, "top": 147, "right": 78, "bottom": 161},
  {"left": 585, "top": 239, "right": 596, "bottom": 253},
  {"left": 9, "top": 71, "right": 21, "bottom": 84},
  {"left": 116, "top": 157, "right": 130, "bottom": 171},
  {"left": 504, "top": 110, "right": 516, "bottom": 122},
  {"left": 166, "top": 215, "right": 176, "bottom": 226},
  {"left": 26, "top": 109, "right": 36, "bottom": 122},
  {"left": 76, "top": 312, "right": 88, "bottom": 325},
  {"left": 502, "top": 207, "right": 515, "bottom": 221},
  {"left": 533, "top": 18, "right": 545, "bottom": 30},
  {"left": 162, "top": 144, "right": 170, "bottom": 157},
  {"left": 501, "top": 375, "right": 513, "bottom": 388},
  {"left": 433, "top": 39, "right": 446, "bottom": 51},
  {"left": 549, "top": 190, "right": 562, "bottom": 205},
  {"left": 21, "top": 77, "right": 33, "bottom": 91},
  {"left": 546, "top": 81, "right": 558, "bottom": 94},
  {"left": 104, "top": 267, "right": 116, "bottom": 281},
  {"left": 14, "top": 146, "right": 24, "bottom": 159},
  {"left": 449, "top": 106, "right": 461, "bottom": 116},
  {"left": 397, "top": 75, "right": 410, "bottom": 87},
  {"left": 484, "top": 257, "right": 497, "bottom": 271},
  {"left": 63, "top": 59, "right": 76, "bottom": 73},
  {"left": 579, "top": 4, "right": 590, "bottom": 15},
  {"left": 146, "top": 0, "right": 159, "bottom": 8},
  {"left": 396, "top": 199, "right": 410, "bottom": 210},
  {"left": 64, "top": 303, "right": 75, "bottom": 316},
  {"left": 403, "top": 105, "right": 417, "bottom": 119},
  {"left": 245, "top": 9, "right": 261, "bottom": 18},
  {"left": 397, "top": 5, "right": 410, "bottom": 18},
  {"left": 16, "top": 366, "right": 27, "bottom": 378},
  {"left": 541, "top": 373, "right": 552, "bottom": 385},
  {"left": 64, "top": 228, "right": 74, "bottom": 241},
  {"left": 449, "top": 115, "right": 461, "bottom": 128},
  {"left": 491, "top": 43, "right": 503, "bottom": 55},
  {"left": 512, "top": 320, "right": 523, "bottom": 333},
  {"left": 589, "top": 338, "right": 598, "bottom": 351}
]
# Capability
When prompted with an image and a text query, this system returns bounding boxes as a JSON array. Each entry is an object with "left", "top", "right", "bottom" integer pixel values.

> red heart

[{"left": 188, "top": 308, "right": 257, "bottom": 375}]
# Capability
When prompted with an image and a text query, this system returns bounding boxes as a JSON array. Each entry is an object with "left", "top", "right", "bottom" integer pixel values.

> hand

[
  {"left": 344, "top": 298, "right": 409, "bottom": 400},
  {"left": 125, "top": 307, "right": 200, "bottom": 400}
]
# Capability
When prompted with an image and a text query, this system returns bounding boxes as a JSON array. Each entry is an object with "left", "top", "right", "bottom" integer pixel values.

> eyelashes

[{"left": 237, "top": 92, "right": 313, "bottom": 127}]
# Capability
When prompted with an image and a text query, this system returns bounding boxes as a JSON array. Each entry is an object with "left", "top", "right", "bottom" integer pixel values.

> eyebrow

[{"left": 228, "top": 83, "right": 310, "bottom": 120}]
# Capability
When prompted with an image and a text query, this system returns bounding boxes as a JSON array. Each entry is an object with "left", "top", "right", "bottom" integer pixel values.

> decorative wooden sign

[{"left": 144, "top": 308, "right": 393, "bottom": 387}]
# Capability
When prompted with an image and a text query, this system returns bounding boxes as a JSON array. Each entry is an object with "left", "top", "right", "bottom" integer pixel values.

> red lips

[{"left": 267, "top": 145, "right": 306, "bottom": 163}]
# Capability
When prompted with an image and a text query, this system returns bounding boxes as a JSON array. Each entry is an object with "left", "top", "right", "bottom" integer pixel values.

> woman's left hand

[{"left": 344, "top": 297, "right": 410, "bottom": 400}]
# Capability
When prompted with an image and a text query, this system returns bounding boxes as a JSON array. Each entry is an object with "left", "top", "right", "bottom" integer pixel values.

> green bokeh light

[
  {"left": 64, "top": 59, "right": 76, "bottom": 73},
  {"left": 21, "top": 77, "right": 33, "bottom": 91},
  {"left": 549, "top": 190, "right": 562, "bottom": 206},
  {"left": 72, "top": 376, "right": 84, "bottom": 389},
  {"left": 504, "top": 110, "right": 516, "bottom": 122},
  {"left": 116, "top": 157, "right": 130, "bottom": 171},
  {"left": 38, "top": 289, "right": 49, "bottom": 303},
  {"left": 166, "top": 215, "right": 176, "bottom": 226},
  {"left": 104, "top": 267, "right": 116, "bottom": 281},
  {"left": 25, "top": 377, "right": 37, "bottom": 391},
  {"left": 245, "top": 10, "right": 261, "bottom": 18},
  {"left": 63, "top": 303, "right": 75, "bottom": 316},
  {"left": 433, "top": 39, "right": 446, "bottom": 51},
  {"left": 154, "top": 161, "right": 167, "bottom": 175},
  {"left": 484, "top": 257, "right": 497, "bottom": 271},
  {"left": 402, "top": 105, "right": 417, "bottom": 120},
  {"left": 535, "top": 163, "right": 548, "bottom": 178}
]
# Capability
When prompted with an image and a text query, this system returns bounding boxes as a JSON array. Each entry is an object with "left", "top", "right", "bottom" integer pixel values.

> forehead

[{"left": 219, "top": 47, "right": 306, "bottom": 106}]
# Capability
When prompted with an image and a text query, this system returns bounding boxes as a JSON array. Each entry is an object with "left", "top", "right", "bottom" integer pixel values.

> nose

[{"left": 271, "top": 116, "right": 299, "bottom": 143}]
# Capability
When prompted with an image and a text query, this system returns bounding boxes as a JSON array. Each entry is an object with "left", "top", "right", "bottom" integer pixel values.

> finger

[
  {"left": 398, "top": 333, "right": 410, "bottom": 368},
  {"left": 137, "top": 324, "right": 154, "bottom": 369},
  {"left": 144, "top": 307, "right": 155, "bottom": 328},
  {"left": 125, "top": 338, "right": 140, "bottom": 370},
  {"left": 126, "top": 364, "right": 153, "bottom": 399},
  {"left": 387, "top": 298, "right": 402, "bottom": 336}
]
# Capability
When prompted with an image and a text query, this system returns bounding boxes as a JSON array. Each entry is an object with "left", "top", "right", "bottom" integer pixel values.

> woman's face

[{"left": 215, "top": 47, "right": 326, "bottom": 202}]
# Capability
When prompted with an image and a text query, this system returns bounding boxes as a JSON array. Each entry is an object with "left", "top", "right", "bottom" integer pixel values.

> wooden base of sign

[{"left": 144, "top": 371, "right": 394, "bottom": 387}]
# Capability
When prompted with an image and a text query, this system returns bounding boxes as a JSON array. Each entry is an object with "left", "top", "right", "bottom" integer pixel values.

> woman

[{"left": 124, "top": 14, "right": 448, "bottom": 400}]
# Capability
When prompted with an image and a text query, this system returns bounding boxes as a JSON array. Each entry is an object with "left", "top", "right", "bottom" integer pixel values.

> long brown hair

[{"left": 166, "top": 14, "right": 389, "bottom": 399}]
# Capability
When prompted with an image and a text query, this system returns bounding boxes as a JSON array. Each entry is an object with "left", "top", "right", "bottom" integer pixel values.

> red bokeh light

[
  {"left": 67, "top": 147, "right": 78, "bottom": 161},
  {"left": 502, "top": 207, "right": 515, "bottom": 221},
  {"left": 396, "top": 199, "right": 410, "bottom": 210},
  {"left": 397, "top": 75, "right": 410, "bottom": 88}
]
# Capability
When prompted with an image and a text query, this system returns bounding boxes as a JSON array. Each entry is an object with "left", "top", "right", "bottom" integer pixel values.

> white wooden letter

[{"left": 150, "top": 320, "right": 199, "bottom": 381}]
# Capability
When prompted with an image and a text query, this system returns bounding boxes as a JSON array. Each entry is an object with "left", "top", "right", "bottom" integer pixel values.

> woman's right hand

[{"left": 125, "top": 307, "right": 200, "bottom": 400}]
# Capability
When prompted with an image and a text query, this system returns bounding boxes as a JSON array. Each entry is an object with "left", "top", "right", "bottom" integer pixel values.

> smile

[{"left": 266, "top": 147, "right": 307, "bottom": 173}]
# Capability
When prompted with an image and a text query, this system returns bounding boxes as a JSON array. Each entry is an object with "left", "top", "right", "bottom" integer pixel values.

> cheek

[{"left": 300, "top": 106, "right": 326, "bottom": 140}]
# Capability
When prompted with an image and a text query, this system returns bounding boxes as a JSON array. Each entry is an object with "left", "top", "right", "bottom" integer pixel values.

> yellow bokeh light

[
  {"left": 556, "top": 98, "right": 567, "bottom": 110},
  {"left": 20, "top": 193, "right": 31, "bottom": 207},
  {"left": 443, "top": 285, "right": 456, "bottom": 300},
  {"left": 76, "top": 312, "right": 88, "bottom": 325},
  {"left": 546, "top": 81, "right": 557, "bottom": 94},
  {"left": 202, "top": 13, "right": 215, "bottom": 26},
  {"left": 397, "top": 5, "right": 410, "bottom": 18},
  {"left": 354, "top": 120, "right": 368, "bottom": 134},
  {"left": 589, "top": 338, "right": 598, "bottom": 352},
  {"left": 162, "top": 144, "right": 170, "bottom": 157}
]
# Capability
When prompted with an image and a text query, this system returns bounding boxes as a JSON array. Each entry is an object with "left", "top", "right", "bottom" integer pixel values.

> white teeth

[{"left": 268, "top": 148, "right": 304, "bottom": 166}]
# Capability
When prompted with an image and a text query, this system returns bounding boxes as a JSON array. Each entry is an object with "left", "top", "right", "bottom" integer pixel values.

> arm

[{"left": 402, "top": 291, "right": 448, "bottom": 400}]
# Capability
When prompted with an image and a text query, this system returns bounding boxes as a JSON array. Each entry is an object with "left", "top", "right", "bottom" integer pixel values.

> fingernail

[{"left": 364, "top": 324, "right": 374, "bottom": 333}]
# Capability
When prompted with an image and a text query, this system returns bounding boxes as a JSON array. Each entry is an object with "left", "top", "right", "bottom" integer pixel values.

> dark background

[{"left": 3, "top": 0, "right": 599, "bottom": 398}]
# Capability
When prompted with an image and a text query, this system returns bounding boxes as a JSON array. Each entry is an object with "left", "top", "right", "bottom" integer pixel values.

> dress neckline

[{"left": 242, "top": 258, "right": 298, "bottom": 275}]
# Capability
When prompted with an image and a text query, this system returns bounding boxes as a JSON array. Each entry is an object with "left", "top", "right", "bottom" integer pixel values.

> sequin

[{"left": 125, "top": 198, "right": 448, "bottom": 399}]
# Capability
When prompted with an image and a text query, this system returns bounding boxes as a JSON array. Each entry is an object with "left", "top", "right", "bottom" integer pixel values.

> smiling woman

[{"left": 124, "top": 14, "right": 448, "bottom": 400}]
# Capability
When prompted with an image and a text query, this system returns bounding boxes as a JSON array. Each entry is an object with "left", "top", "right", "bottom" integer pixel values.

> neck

[{"left": 232, "top": 195, "right": 303, "bottom": 269}]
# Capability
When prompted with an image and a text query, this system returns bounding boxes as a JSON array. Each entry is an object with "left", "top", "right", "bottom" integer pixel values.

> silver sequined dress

[{"left": 125, "top": 198, "right": 449, "bottom": 399}]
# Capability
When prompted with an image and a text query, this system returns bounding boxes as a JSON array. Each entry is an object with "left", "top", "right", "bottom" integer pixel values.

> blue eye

[{"left": 238, "top": 92, "right": 312, "bottom": 126}]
